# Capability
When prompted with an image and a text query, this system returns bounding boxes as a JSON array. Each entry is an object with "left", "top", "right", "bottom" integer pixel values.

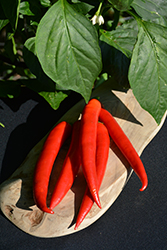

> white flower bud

[
  {"left": 91, "top": 15, "right": 98, "bottom": 25},
  {"left": 91, "top": 15, "right": 104, "bottom": 26},
  {"left": 98, "top": 15, "right": 104, "bottom": 25}
]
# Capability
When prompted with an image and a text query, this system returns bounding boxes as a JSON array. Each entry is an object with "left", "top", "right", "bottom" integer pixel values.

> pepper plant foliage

[{"left": 0, "top": 0, "right": 167, "bottom": 124}]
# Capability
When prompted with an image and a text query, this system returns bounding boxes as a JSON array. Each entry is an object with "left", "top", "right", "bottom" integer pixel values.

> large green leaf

[
  {"left": 23, "top": 37, "right": 69, "bottom": 109},
  {"left": 1, "top": 0, "right": 21, "bottom": 31},
  {"left": 131, "top": 0, "right": 167, "bottom": 26},
  {"left": 35, "top": 0, "right": 102, "bottom": 103},
  {"left": 100, "top": 19, "right": 138, "bottom": 58},
  {"left": 72, "top": 2, "right": 95, "bottom": 15},
  {"left": 108, "top": 0, "right": 134, "bottom": 11},
  {"left": 128, "top": 21, "right": 167, "bottom": 124}
]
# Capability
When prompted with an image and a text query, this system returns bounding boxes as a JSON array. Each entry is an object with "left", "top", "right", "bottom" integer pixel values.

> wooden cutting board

[{"left": 0, "top": 79, "right": 166, "bottom": 238}]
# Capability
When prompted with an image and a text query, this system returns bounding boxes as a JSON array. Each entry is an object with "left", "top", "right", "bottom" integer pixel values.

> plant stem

[
  {"left": 96, "top": 1, "right": 104, "bottom": 16},
  {"left": 126, "top": 9, "right": 141, "bottom": 25}
]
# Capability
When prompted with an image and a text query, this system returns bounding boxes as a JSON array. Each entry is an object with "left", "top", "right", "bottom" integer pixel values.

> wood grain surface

[{"left": 0, "top": 79, "right": 166, "bottom": 237}]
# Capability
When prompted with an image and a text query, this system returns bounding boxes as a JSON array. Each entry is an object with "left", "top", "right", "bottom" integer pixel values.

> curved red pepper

[
  {"left": 33, "top": 121, "right": 72, "bottom": 214},
  {"left": 75, "top": 122, "right": 110, "bottom": 229},
  {"left": 80, "top": 99, "right": 102, "bottom": 208},
  {"left": 49, "top": 120, "right": 81, "bottom": 210},
  {"left": 99, "top": 108, "right": 148, "bottom": 191}
]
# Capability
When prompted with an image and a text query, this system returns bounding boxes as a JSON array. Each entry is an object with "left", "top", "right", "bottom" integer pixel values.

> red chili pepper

[
  {"left": 33, "top": 121, "right": 72, "bottom": 214},
  {"left": 80, "top": 99, "right": 102, "bottom": 208},
  {"left": 49, "top": 120, "right": 81, "bottom": 210},
  {"left": 99, "top": 108, "right": 148, "bottom": 191},
  {"left": 75, "top": 122, "right": 110, "bottom": 229}
]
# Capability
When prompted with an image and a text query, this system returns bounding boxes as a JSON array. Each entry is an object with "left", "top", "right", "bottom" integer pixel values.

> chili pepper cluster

[{"left": 33, "top": 99, "right": 148, "bottom": 229}]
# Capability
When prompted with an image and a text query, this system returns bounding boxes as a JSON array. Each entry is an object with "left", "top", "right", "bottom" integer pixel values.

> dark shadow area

[
  {"left": 0, "top": 88, "right": 82, "bottom": 184},
  {"left": 15, "top": 177, "right": 35, "bottom": 211},
  {"left": 0, "top": 87, "right": 39, "bottom": 112},
  {"left": 0, "top": 94, "right": 56, "bottom": 184},
  {"left": 106, "top": 91, "right": 143, "bottom": 126},
  {"left": 109, "top": 139, "right": 131, "bottom": 174},
  {"left": 100, "top": 41, "right": 131, "bottom": 90}
]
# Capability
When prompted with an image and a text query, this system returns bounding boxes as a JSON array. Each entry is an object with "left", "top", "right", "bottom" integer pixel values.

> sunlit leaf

[
  {"left": 129, "top": 21, "right": 167, "bottom": 124},
  {"left": 35, "top": 0, "right": 102, "bottom": 103}
]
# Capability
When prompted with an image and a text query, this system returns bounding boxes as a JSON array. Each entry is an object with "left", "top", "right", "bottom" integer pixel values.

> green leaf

[
  {"left": 35, "top": 0, "right": 102, "bottom": 103},
  {"left": 19, "top": 1, "right": 35, "bottom": 16},
  {"left": 0, "top": 19, "right": 9, "bottom": 31},
  {"left": 128, "top": 21, "right": 167, "bottom": 124},
  {"left": 23, "top": 37, "right": 69, "bottom": 92},
  {"left": 23, "top": 37, "right": 69, "bottom": 109},
  {"left": 1, "top": 0, "right": 21, "bottom": 31},
  {"left": 39, "top": 0, "right": 51, "bottom": 8},
  {"left": 131, "top": 0, "right": 167, "bottom": 26},
  {"left": 23, "top": 37, "right": 52, "bottom": 84},
  {"left": 39, "top": 91, "right": 68, "bottom": 110},
  {"left": 72, "top": 2, "right": 95, "bottom": 15},
  {"left": 100, "top": 19, "right": 138, "bottom": 58},
  {"left": 108, "top": 0, "right": 134, "bottom": 11}
]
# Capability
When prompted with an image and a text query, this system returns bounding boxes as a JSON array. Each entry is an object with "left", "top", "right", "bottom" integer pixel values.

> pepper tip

[
  {"left": 43, "top": 207, "right": 54, "bottom": 214},
  {"left": 139, "top": 183, "right": 148, "bottom": 192},
  {"left": 92, "top": 189, "right": 101, "bottom": 209}
]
